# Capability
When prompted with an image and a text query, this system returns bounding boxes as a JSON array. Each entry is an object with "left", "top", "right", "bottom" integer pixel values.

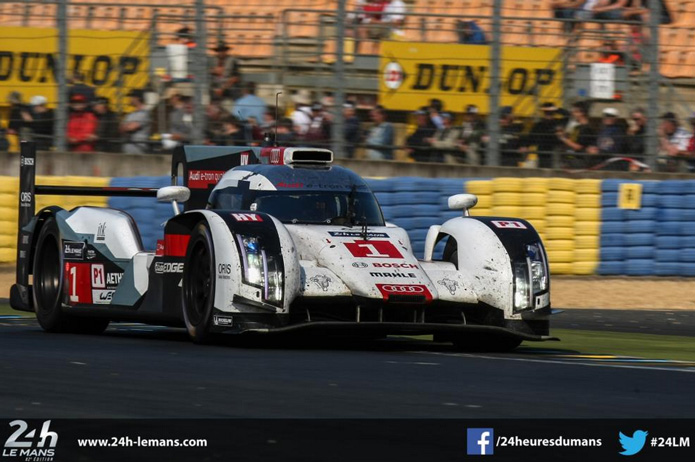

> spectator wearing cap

[
  {"left": 68, "top": 70, "right": 96, "bottom": 104},
  {"left": 28, "top": 95, "right": 54, "bottom": 151},
  {"left": 459, "top": 104, "right": 486, "bottom": 165},
  {"left": 521, "top": 102, "right": 564, "bottom": 168},
  {"left": 365, "top": 105, "right": 394, "bottom": 160},
  {"left": 66, "top": 93, "right": 97, "bottom": 152},
  {"left": 456, "top": 20, "right": 487, "bottom": 45},
  {"left": 6, "top": 91, "right": 32, "bottom": 140},
  {"left": 557, "top": 101, "right": 597, "bottom": 168},
  {"left": 593, "top": 107, "right": 627, "bottom": 166},
  {"left": 234, "top": 82, "right": 266, "bottom": 126},
  {"left": 210, "top": 41, "right": 241, "bottom": 103},
  {"left": 343, "top": 102, "right": 362, "bottom": 158},
  {"left": 426, "top": 112, "right": 461, "bottom": 163},
  {"left": 626, "top": 107, "right": 647, "bottom": 156},
  {"left": 659, "top": 112, "right": 693, "bottom": 170},
  {"left": 169, "top": 95, "right": 194, "bottom": 146},
  {"left": 120, "top": 89, "right": 151, "bottom": 154},
  {"left": 92, "top": 97, "right": 119, "bottom": 153},
  {"left": 405, "top": 108, "right": 436, "bottom": 162}
]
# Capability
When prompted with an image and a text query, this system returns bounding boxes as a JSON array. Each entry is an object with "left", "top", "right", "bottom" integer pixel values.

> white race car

[{"left": 11, "top": 143, "right": 554, "bottom": 351}]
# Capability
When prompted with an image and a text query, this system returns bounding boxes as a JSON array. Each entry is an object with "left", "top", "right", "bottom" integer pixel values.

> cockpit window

[{"left": 209, "top": 187, "right": 384, "bottom": 226}]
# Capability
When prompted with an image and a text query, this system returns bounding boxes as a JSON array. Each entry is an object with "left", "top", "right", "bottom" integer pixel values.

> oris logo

[{"left": 381, "top": 285, "right": 425, "bottom": 293}]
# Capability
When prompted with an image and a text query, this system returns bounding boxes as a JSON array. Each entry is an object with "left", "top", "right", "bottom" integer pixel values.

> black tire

[
  {"left": 32, "top": 217, "right": 110, "bottom": 335},
  {"left": 182, "top": 222, "right": 216, "bottom": 343},
  {"left": 445, "top": 248, "right": 522, "bottom": 352},
  {"left": 32, "top": 217, "right": 67, "bottom": 332}
]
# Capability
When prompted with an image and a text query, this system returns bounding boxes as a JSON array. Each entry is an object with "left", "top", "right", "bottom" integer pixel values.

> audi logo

[
  {"left": 352, "top": 262, "right": 368, "bottom": 268},
  {"left": 381, "top": 285, "right": 425, "bottom": 293}
]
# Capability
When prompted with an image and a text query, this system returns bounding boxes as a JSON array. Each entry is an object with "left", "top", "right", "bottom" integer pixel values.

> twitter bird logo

[{"left": 619, "top": 430, "right": 648, "bottom": 456}]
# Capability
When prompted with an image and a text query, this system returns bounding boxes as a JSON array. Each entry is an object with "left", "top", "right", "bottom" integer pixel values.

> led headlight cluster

[
  {"left": 513, "top": 243, "right": 548, "bottom": 312},
  {"left": 236, "top": 235, "right": 283, "bottom": 305}
]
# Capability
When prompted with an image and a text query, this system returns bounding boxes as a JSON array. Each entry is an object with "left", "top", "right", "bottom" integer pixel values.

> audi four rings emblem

[{"left": 381, "top": 285, "right": 425, "bottom": 293}]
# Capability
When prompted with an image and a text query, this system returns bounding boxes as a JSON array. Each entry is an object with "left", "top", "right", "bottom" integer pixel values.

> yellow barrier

[{"left": 0, "top": 175, "right": 110, "bottom": 263}]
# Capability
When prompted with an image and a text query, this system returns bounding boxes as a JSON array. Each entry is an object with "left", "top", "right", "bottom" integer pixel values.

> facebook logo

[{"left": 467, "top": 428, "right": 494, "bottom": 455}]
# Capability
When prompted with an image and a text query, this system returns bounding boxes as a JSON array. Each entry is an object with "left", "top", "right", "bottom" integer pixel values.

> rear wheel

[
  {"left": 32, "top": 218, "right": 109, "bottom": 334},
  {"left": 182, "top": 223, "right": 216, "bottom": 343}
]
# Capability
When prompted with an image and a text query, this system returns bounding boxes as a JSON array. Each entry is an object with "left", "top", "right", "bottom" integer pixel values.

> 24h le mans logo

[{"left": 3, "top": 420, "right": 58, "bottom": 461}]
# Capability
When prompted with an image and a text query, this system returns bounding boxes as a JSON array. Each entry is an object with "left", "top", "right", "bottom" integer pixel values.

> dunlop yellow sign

[
  {"left": 0, "top": 27, "right": 149, "bottom": 107},
  {"left": 379, "top": 42, "right": 563, "bottom": 116}
]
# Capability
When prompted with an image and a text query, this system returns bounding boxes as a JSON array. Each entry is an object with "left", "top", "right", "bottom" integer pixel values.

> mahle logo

[{"left": 3, "top": 420, "right": 58, "bottom": 461}]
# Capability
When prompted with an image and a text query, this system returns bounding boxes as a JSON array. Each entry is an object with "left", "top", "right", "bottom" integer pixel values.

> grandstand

[{"left": 0, "top": 0, "right": 692, "bottom": 77}]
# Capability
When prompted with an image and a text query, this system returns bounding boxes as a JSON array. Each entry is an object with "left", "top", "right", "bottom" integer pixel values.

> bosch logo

[{"left": 381, "top": 285, "right": 425, "bottom": 294}]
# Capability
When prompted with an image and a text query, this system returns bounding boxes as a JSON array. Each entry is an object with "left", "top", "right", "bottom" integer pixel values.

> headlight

[
  {"left": 513, "top": 261, "right": 531, "bottom": 311},
  {"left": 236, "top": 235, "right": 283, "bottom": 305},
  {"left": 527, "top": 243, "right": 548, "bottom": 293},
  {"left": 514, "top": 243, "right": 548, "bottom": 312}
]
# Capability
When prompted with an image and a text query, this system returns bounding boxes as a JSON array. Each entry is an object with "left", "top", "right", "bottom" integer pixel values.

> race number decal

[
  {"left": 344, "top": 240, "right": 403, "bottom": 259},
  {"left": 64, "top": 262, "right": 93, "bottom": 305},
  {"left": 491, "top": 220, "right": 527, "bottom": 230}
]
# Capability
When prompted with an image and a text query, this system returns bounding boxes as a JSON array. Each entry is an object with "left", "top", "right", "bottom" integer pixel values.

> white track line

[{"left": 412, "top": 351, "right": 695, "bottom": 373}]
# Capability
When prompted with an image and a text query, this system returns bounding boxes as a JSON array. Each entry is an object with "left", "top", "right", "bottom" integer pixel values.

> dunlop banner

[
  {"left": 379, "top": 42, "right": 563, "bottom": 116},
  {"left": 0, "top": 27, "right": 149, "bottom": 107}
]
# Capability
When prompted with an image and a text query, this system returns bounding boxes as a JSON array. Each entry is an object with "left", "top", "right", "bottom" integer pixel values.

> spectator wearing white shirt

[
  {"left": 383, "top": 0, "right": 407, "bottom": 38},
  {"left": 659, "top": 112, "right": 693, "bottom": 171}
]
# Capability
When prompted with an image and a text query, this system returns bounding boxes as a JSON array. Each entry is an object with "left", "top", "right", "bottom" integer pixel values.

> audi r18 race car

[{"left": 11, "top": 142, "right": 554, "bottom": 351}]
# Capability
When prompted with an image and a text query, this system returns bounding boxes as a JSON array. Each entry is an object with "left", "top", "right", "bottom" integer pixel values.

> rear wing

[{"left": 15, "top": 141, "right": 161, "bottom": 306}]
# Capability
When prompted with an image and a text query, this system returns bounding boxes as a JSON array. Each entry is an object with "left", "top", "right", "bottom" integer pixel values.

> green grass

[
  {"left": 0, "top": 304, "right": 28, "bottom": 317},
  {"left": 536, "top": 328, "right": 695, "bottom": 363}
]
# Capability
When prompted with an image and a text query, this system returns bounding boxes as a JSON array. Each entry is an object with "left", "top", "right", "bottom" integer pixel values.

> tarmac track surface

[{"left": 1, "top": 310, "right": 695, "bottom": 419}]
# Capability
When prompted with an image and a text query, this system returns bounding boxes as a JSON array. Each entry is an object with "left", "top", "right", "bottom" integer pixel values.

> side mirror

[
  {"left": 157, "top": 186, "right": 190, "bottom": 215},
  {"left": 448, "top": 193, "right": 478, "bottom": 217}
]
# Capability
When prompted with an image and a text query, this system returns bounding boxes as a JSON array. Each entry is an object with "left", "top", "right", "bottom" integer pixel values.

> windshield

[{"left": 209, "top": 188, "right": 385, "bottom": 226}]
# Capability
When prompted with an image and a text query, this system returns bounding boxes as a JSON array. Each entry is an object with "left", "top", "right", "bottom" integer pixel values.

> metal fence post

[
  {"left": 331, "top": 0, "right": 347, "bottom": 158},
  {"left": 486, "top": 0, "right": 502, "bottom": 166},
  {"left": 54, "top": 0, "right": 68, "bottom": 152},
  {"left": 646, "top": 0, "right": 661, "bottom": 170},
  {"left": 193, "top": 0, "right": 208, "bottom": 145}
]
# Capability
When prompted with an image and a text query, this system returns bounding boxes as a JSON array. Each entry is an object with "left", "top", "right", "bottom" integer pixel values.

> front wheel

[{"left": 182, "top": 222, "right": 216, "bottom": 343}]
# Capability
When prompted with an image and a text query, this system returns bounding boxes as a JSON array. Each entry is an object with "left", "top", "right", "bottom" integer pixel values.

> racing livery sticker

[
  {"left": 92, "top": 289, "right": 115, "bottom": 305},
  {"left": 491, "top": 220, "right": 527, "bottom": 230},
  {"left": 91, "top": 264, "right": 106, "bottom": 289},
  {"left": 372, "top": 262, "right": 418, "bottom": 269},
  {"left": 369, "top": 272, "right": 417, "bottom": 278},
  {"left": 344, "top": 240, "right": 403, "bottom": 259},
  {"left": 375, "top": 283, "right": 433, "bottom": 302},
  {"left": 329, "top": 231, "right": 389, "bottom": 238},
  {"left": 63, "top": 241, "right": 85, "bottom": 261},
  {"left": 64, "top": 262, "right": 92, "bottom": 305},
  {"left": 187, "top": 170, "right": 226, "bottom": 189},
  {"left": 437, "top": 278, "right": 459, "bottom": 295},
  {"left": 155, "top": 262, "right": 184, "bottom": 274},
  {"left": 309, "top": 275, "right": 332, "bottom": 292},
  {"left": 231, "top": 213, "right": 263, "bottom": 222}
]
